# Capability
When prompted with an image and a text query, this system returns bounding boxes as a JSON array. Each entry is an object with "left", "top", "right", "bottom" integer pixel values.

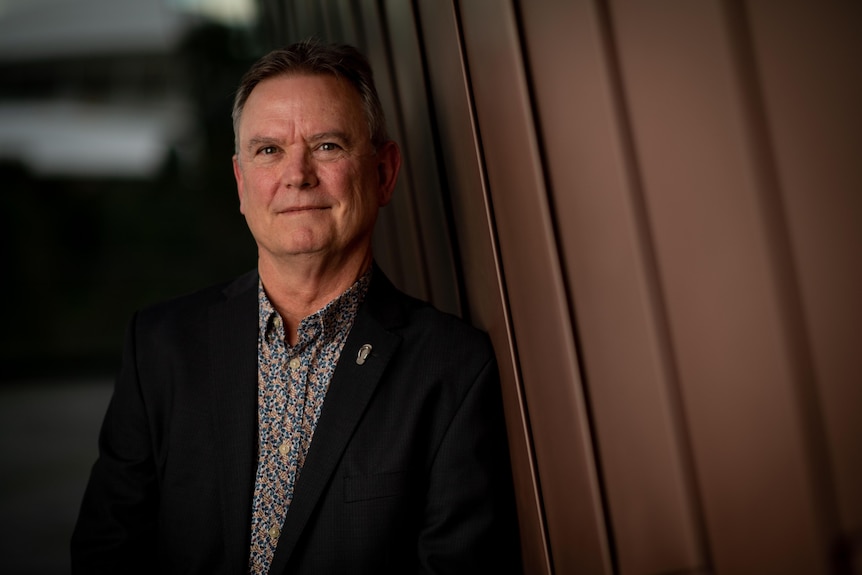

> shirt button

[
  {"left": 278, "top": 441, "right": 290, "bottom": 456},
  {"left": 289, "top": 357, "right": 300, "bottom": 369},
  {"left": 268, "top": 525, "right": 280, "bottom": 539}
]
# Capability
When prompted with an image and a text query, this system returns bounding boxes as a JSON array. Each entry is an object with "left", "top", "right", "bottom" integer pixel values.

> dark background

[
  {"left": 0, "top": 1, "right": 265, "bottom": 572},
  {"left": 0, "top": 2, "right": 263, "bottom": 381}
]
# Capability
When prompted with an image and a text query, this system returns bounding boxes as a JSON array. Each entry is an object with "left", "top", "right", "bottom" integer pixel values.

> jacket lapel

[
  {"left": 268, "top": 271, "right": 404, "bottom": 573},
  {"left": 208, "top": 271, "right": 260, "bottom": 573}
]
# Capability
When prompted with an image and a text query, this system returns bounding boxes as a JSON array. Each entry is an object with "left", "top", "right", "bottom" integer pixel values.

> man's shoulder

[
  {"left": 134, "top": 269, "right": 258, "bottom": 329},
  {"left": 369, "top": 272, "right": 493, "bottom": 358}
]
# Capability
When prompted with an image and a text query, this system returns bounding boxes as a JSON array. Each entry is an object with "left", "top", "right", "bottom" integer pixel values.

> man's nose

[{"left": 281, "top": 146, "right": 318, "bottom": 189}]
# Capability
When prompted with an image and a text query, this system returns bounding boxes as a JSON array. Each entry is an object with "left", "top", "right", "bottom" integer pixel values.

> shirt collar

[{"left": 258, "top": 268, "right": 372, "bottom": 345}]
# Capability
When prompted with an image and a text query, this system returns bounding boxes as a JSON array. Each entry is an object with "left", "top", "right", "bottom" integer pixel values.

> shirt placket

[
  {"left": 280, "top": 341, "right": 308, "bottom": 512},
  {"left": 249, "top": 315, "right": 290, "bottom": 574},
  {"left": 249, "top": 275, "right": 366, "bottom": 574}
]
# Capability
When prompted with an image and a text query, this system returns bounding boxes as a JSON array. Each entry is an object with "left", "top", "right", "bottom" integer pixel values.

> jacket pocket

[{"left": 343, "top": 470, "right": 407, "bottom": 503}]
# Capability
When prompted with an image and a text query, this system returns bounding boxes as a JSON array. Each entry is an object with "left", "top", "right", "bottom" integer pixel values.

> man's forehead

[
  {"left": 251, "top": 72, "right": 360, "bottom": 102},
  {"left": 242, "top": 75, "right": 363, "bottom": 123},
  {"left": 240, "top": 74, "right": 368, "bottom": 140}
]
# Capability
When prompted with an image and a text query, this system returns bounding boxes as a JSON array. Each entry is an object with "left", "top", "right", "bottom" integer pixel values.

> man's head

[
  {"left": 232, "top": 39, "right": 389, "bottom": 153},
  {"left": 231, "top": 41, "right": 401, "bottom": 277}
]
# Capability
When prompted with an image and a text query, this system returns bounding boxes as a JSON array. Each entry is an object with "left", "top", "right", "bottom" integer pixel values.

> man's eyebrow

[
  {"left": 246, "top": 136, "right": 281, "bottom": 150},
  {"left": 244, "top": 132, "right": 357, "bottom": 151},
  {"left": 307, "top": 131, "right": 353, "bottom": 144}
]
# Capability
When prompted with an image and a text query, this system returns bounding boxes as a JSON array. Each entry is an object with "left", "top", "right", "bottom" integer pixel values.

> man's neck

[{"left": 257, "top": 251, "right": 372, "bottom": 345}]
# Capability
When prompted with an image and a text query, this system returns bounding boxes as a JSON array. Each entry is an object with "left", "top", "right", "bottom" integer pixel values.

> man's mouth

[{"left": 279, "top": 205, "right": 329, "bottom": 213}]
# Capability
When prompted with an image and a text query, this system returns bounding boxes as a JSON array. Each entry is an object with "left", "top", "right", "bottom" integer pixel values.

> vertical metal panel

[
  {"left": 287, "top": 0, "right": 352, "bottom": 44},
  {"left": 744, "top": 1, "right": 862, "bottom": 559},
  {"left": 609, "top": 1, "right": 833, "bottom": 572},
  {"left": 261, "top": 0, "right": 292, "bottom": 44},
  {"left": 292, "top": 0, "right": 326, "bottom": 39},
  {"left": 415, "top": 1, "right": 549, "bottom": 572},
  {"left": 458, "top": 1, "right": 612, "bottom": 573},
  {"left": 519, "top": 0, "right": 707, "bottom": 573},
  {"left": 258, "top": 1, "right": 862, "bottom": 571},
  {"left": 355, "top": 0, "right": 430, "bottom": 301},
  {"left": 332, "top": 0, "right": 365, "bottom": 48},
  {"left": 380, "top": 0, "right": 461, "bottom": 316},
  {"left": 318, "top": 0, "right": 343, "bottom": 41}
]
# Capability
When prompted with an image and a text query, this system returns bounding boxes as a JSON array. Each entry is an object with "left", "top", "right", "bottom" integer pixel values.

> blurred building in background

[
  {"left": 0, "top": 2, "right": 265, "bottom": 573},
  {"left": 0, "top": 0, "right": 263, "bottom": 380}
]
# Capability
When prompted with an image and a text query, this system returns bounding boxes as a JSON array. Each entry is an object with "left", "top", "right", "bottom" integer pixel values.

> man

[{"left": 71, "top": 40, "right": 521, "bottom": 574}]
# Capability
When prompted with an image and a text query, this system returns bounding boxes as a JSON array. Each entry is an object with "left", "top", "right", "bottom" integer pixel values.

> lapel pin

[{"left": 356, "top": 344, "right": 373, "bottom": 365}]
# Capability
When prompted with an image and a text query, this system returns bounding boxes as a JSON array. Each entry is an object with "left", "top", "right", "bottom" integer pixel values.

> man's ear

[
  {"left": 376, "top": 141, "right": 401, "bottom": 207},
  {"left": 233, "top": 154, "right": 246, "bottom": 214}
]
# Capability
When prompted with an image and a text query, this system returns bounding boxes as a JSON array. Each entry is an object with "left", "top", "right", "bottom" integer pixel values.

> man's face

[{"left": 233, "top": 73, "right": 399, "bottom": 270}]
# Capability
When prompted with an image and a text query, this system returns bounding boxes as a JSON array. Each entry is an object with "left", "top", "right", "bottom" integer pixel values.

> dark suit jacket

[{"left": 71, "top": 267, "right": 521, "bottom": 574}]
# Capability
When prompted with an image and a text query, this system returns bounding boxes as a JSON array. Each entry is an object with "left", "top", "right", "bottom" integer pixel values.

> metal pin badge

[{"left": 356, "top": 344, "right": 373, "bottom": 365}]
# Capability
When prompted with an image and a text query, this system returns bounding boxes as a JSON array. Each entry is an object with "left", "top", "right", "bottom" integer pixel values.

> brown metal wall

[{"left": 268, "top": 1, "right": 862, "bottom": 573}]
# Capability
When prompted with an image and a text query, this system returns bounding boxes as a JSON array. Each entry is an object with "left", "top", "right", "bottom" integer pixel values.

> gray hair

[{"left": 232, "top": 39, "right": 389, "bottom": 152}]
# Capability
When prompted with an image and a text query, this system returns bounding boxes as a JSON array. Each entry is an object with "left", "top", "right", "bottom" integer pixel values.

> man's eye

[
  {"left": 318, "top": 142, "right": 340, "bottom": 152},
  {"left": 254, "top": 146, "right": 278, "bottom": 156}
]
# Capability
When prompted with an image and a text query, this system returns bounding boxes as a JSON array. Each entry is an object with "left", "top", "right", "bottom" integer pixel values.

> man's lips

[{"left": 277, "top": 205, "right": 330, "bottom": 213}]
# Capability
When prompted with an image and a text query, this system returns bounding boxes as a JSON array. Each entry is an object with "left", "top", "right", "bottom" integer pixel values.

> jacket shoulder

[
  {"left": 370, "top": 272, "right": 494, "bottom": 365},
  {"left": 133, "top": 269, "right": 257, "bottom": 332}
]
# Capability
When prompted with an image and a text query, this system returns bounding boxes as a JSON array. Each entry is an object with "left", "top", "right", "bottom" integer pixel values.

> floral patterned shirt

[{"left": 248, "top": 270, "right": 371, "bottom": 574}]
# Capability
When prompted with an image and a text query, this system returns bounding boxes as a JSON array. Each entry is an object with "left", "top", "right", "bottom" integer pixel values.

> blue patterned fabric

[{"left": 248, "top": 270, "right": 371, "bottom": 574}]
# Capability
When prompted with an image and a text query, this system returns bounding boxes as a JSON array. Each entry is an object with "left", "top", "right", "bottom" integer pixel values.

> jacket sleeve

[
  {"left": 416, "top": 356, "right": 523, "bottom": 574},
  {"left": 70, "top": 312, "right": 159, "bottom": 574}
]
